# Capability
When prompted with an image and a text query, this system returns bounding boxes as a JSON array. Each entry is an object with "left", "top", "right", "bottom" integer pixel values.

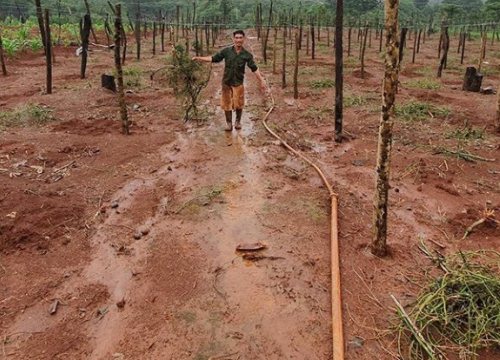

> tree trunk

[
  {"left": 35, "top": 0, "right": 47, "bottom": 52},
  {"left": 412, "top": 29, "right": 417, "bottom": 63},
  {"left": 334, "top": 0, "right": 344, "bottom": 143},
  {"left": 282, "top": 25, "right": 286, "bottom": 88},
  {"left": 83, "top": 0, "right": 98, "bottom": 43},
  {"left": 263, "top": 0, "right": 273, "bottom": 64},
  {"left": 80, "top": 14, "right": 91, "bottom": 79},
  {"left": 478, "top": 32, "right": 487, "bottom": 73},
  {"left": 347, "top": 27, "right": 352, "bottom": 56},
  {"left": 437, "top": 26, "right": 449, "bottom": 78},
  {"left": 360, "top": 27, "right": 368, "bottom": 78},
  {"left": 135, "top": 2, "right": 141, "bottom": 60},
  {"left": 272, "top": 27, "right": 277, "bottom": 74},
  {"left": 44, "top": 9, "right": 52, "bottom": 94},
  {"left": 0, "top": 26, "right": 7, "bottom": 76},
  {"left": 372, "top": 0, "right": 400, "bottom": 258},
  {"left": 311, "top": 22, "right": 315, "bottom": 60},
  {"left": 152, "top": 20, "right": 156, "bottom": 55},
  {"left": 460, "top": 31, "right": 466, "bottom": 65},
  {"left": 496, "top": 83, "right": 500, "bottom": 132},
  {"left": 293, "top": 32, "right": 299, "bottom": 99},
  {"left": 114, "top": 4, "right": 129, "bottom": 135}
]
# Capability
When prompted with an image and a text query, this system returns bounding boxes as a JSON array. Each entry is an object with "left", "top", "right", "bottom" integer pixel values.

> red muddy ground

[{"left": 0, "top": 28, "right": 499, "bottom": 360}]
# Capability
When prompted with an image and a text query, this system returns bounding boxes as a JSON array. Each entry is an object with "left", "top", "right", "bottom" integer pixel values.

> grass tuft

[
  {"left": 406, "top": 78, "right": 441, "bottom": 90},
  {"left": 0, "top": 104, "right": 55, "bottom": 129},
  {"left": 395, "top": 101, "right": 450, "bottom": 122},
  {"left": 310, "top": 78, "right": 335, "bottom": 89}
]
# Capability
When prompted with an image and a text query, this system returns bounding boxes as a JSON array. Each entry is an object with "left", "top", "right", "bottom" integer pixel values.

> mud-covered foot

[
  {"left": 234, "top": 120, "right": 241, "bottom": 130},
  {"left": 225, "top": 122, "right": 233, "bottom": 132}
]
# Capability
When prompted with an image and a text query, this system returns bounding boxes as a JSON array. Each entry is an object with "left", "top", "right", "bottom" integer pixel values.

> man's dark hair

[{"left": 233, "top": 30, "right": 245, "bottom": 37}]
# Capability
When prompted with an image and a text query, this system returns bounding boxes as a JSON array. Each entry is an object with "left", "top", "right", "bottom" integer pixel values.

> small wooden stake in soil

[
  {"left": 114, "top": 4, "right": 129, "bottom": 135},
  {"left": 80, "top": 14, "right": 91, "bottom": 79},
  {"left": 0, "top": 26, "right": 7, "bottom": 76},
  {"left": 44, "top": 8, "right": 52, "bottom": 94},
  {"left": 372, "top": 0, "right": 400, "bottom": 258}
]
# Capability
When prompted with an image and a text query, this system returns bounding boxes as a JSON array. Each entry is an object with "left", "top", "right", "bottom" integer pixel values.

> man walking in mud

[{"left": 193, "top": 30, "right": 267, "bottom": 132}]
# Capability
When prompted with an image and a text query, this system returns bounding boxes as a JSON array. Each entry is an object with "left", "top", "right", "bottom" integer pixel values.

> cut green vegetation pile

[{"left": 396, "top": 250, "right": 500, "bottom": 360}]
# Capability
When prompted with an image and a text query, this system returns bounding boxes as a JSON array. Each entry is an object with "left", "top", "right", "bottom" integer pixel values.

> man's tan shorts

[{"left": 221, "top": 84, "right": 245, "bottom": 111}]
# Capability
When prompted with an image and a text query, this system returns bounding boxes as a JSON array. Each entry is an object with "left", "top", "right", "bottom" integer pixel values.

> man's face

[{"left": 233, "top": 34, "right": 245, "bottom": 47}]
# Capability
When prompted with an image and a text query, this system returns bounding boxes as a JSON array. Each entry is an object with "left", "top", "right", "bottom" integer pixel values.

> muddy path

[{"left": 1, "top": 29, "right": 499, "bottom": 360}]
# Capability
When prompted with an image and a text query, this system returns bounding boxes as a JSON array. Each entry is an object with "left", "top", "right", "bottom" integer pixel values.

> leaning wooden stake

[
  {"left": 334, "top": 0, "right": 344, "bottom": 143},
  {"left": 372, "top": 0, "right": 400, "bottom": 257},
  {"left": 83, "top": 0, "right": 98, "bottom": 43},
  {"left": 44, "top": 8, "right": 52, "bottom": 94},
  {"left": 0, "top": 26, "right": 7, "bottom": 76},
  {"left": 114, "top": 4, "right": 129, "bottom": 135}
]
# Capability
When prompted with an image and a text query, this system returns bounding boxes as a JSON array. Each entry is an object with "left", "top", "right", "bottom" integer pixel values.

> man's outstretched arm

[
  {"left": 192, "top": 56, "right": 212, "bottom": 62},
  {"left": 253, "top": 69, "right": 267, "bottom": 93}
]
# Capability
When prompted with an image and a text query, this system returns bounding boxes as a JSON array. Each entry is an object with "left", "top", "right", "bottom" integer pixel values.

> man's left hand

[{"left": 260, "top": 81, "right": 268, "bottom": 94}]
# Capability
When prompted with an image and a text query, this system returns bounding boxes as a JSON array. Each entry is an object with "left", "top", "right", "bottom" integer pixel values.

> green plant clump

[
  {"left": 445, "top": 127, "right": 485, "bottom": 141},
  {"left": 167, "top": 45, "right": 211, "bottom": 122},
  {"left": 310, "top": 78, "right": 335, "bottom": 89},
  {"left": 406, "top": 78, "right": 442, "bottom": 90},
  {"left": 395, "top": 101, "right": 450, "bottom": 122},
  {"left": 0, "top": 104, "right": 54, "bottom": 129},
  {"left": 396, "top": 250, "right": 500, "bottom": 360}
]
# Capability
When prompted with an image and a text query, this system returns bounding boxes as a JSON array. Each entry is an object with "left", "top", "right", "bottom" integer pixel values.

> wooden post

[
  {"left": 135, "top": 2, "right": 141, "bottom": 60},
  {"left": 306, "top": 24, "right": 310, "bottom": 56},
  {"left": 44, "top": 9, "right": 52, "bottom": 94},
  {"left": 263, "top": 0, "right": 273, "bottom": 64},
  {"left": 293, "top": 32, "right": 299, "bottom": 99},
  {"left": 335, "top": 0, "right": 344, "bottom": 143},
  {"left": 282, "top": 25, "right": 286, "bottom": 88},
  {"left": 83, "top": 0, "right": 98, "bottom": 43},
  {"left": 161, "top": 11, "right": 165, "bottom": 52},
  {"left": 347, "top": 27, "right": 352, "bottom": 56},
  {"left": 372, "top": 0, "right": 400, "bottom": 258},
  {"left": 437, "top": 25, "right": 449, "bottom": 78},
  {"left": 478, "top": 32, "right": 487, "bottom": 73},
  {"left": 360, "top": 27, "right": 368, "bottom": 78},
  {"left": 412, "top": 29, "right": 417, "bottom": 63},
  {"left": 272, "top": 27, "right": 278, "bottom": 74},
  {"left": 398, "top": 27, "right": 408, "bottom": 65},
  {"left": 496, "top": 83, "right": 500, "bottom": 132},
  {"left": 176, "top": 5, "right": 180, "bottom": 43},
  {"left": 79, "top": 14, "right": 91, "bottom": 79},
  {"left": 114, "top": 4, "right": 129, "bottom": 135},
  {"left": 35, "top": 0, "right": 47, "bottom": 52},
  {"left": 460, "top": 31, "right": 466, "bottom": 65},
  {"left": 153, "top": 20, "right": 156, "bottom": 55},
  {"left": 416, "top": 29, "right": 422, "bottom": 54},
  {"left": 311, "top": 21, "right": 315, "bottom": 60},
  {"left": 0, "top": 26, "right": 7, "bottom": 76},
  {"left": 379, "top": 27, "right": 383, "bottom": 53}
]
